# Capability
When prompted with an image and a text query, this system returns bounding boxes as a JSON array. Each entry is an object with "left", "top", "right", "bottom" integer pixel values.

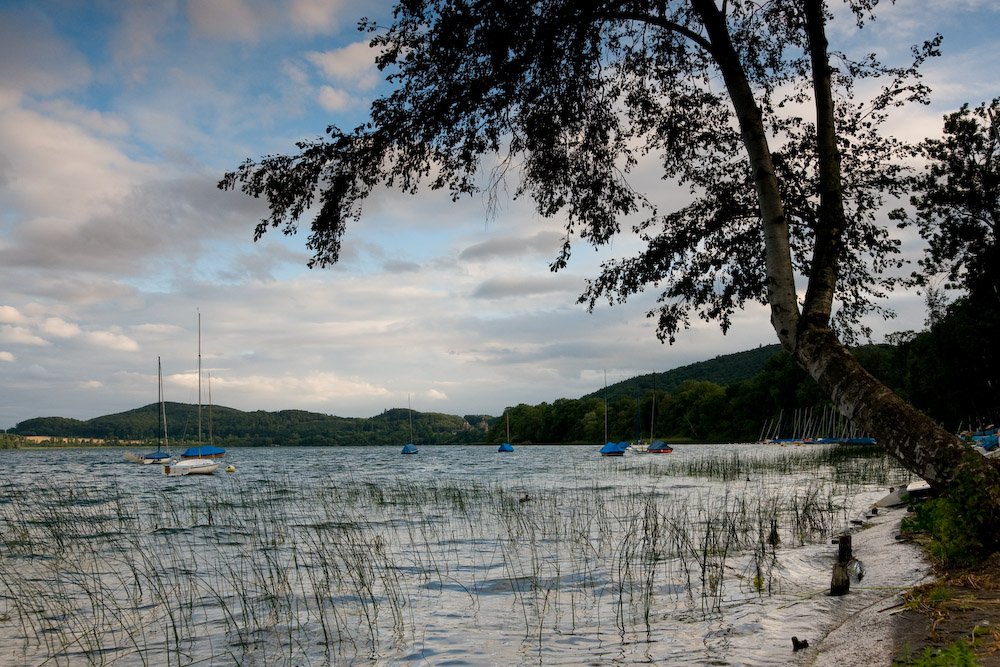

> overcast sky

[{"left": 1, "top": 1, "right": 996, "bottom": 429}]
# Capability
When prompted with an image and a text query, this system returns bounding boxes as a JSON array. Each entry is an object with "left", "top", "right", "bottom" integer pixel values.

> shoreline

[{"left": 806, "top": 505, "right": 933, "bottom": 666}]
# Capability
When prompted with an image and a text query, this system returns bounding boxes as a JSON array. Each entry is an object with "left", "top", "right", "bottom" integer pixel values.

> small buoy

[{"left": 225, "top": 465, "right": 236, "bottom": 473}]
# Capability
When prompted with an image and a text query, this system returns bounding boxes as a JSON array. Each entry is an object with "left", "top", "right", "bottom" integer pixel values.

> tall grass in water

[{"left": 0, "top": 446, "right": 909, "bottom": 665}]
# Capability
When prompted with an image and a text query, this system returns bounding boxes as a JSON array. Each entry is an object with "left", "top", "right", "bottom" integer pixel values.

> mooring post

[{"left": 830, "top": 534, "right": 852, "bottom": 595}]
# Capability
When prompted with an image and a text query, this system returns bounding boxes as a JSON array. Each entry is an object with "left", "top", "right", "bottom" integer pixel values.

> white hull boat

[{"left": 164, "top": 458, "right": 219, "bottom": 476}]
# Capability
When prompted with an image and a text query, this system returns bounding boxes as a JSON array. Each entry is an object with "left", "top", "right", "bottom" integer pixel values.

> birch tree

[{"left": 221, "top": 0, "right": 1000, "bottom": 546}]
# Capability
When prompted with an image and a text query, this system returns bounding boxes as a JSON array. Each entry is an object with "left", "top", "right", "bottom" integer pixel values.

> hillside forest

[{"left": 5, "top": 293, "right": 996, "bottom": 449}]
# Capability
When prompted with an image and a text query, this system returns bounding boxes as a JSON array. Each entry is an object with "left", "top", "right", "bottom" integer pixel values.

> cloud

[
  {"left": 307, "top": 42, "right": 380, "bottom": 87},
  {"left": 289, "top": 0, "right": 346, "bottom": 35},
  {"left": 0, "top": 326, "right": 49, "bottom": 347},
  {"left": 459, "top": 232, "right": 564, "bottom": 262},
  {"left": 0, "top": 305, "right": 26, "bottom": 325},
  {"left": 41, "top": 317, "right": 81, "bottom": 339},
  {"left": 0, "top": 8, "right": 91, "bottom": 97},
  {"left": 187, "top": 0, "right": 264, "bottom": 41},
  {"left": 0, "top": 351, "right": 14, "bottom": 362},
  {"left": 84, "top": 330, "right": 140, "bottom": 352},
  {"left": 0, "top": 106, "right": 150, "bottom": 224},
  {"left": 187, "top": 0, "right": 347, "bottom": 41},
  {"left": 470, "top": 275, "right": 583, "bottom": 300},
  {"left": 426, "top": 389, "right": 448, "bottom": 401},
  {"left": 317, "top": 85, "right": 354, "bottom": 112}
]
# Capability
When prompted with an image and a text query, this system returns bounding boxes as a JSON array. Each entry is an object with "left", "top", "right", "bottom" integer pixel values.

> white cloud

[
  {"left": 290, "top": 0, "right": 346, "bottom": 34},
  {"left": 0, "top": 351, "right": 14, "bottom": 362},
  {"left": 317, "top": 85, "right": 353, "bottom": 112},
  {"left": 41, "top": 317, "right": 81, "bottom": 339},
  {"left": 0, "top": 305, "right": 26, "bottom": 325},
  {"left": 306, "top": 41, "right": 380, "bottom": 89},
  {"left": 84, "top": 330, "right": 140, "bottom": 352},
  {"left": 0, "top": 326, "right": 49, "bottom": 347},
  {"left": 0, "top": 106, "right": 150, "bottom": 222}
]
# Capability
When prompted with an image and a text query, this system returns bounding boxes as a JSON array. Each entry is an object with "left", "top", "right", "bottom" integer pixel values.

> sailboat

[
  {"left": 643, "top": 372, "right": 673, "bottom": 454},
  {"left": 599, "top": 370, "right": 628, "bottom": 456},
  {"left": 165, "top": 312, "right": 220, "bottom": 475},
  {"left": 401, "top": 395, "right": 418, "bottom": 454},
  {"left": 498, "top": 412, "right": 514, "bottom": 452},
  {"left": 125, "top": 357, "right": 173, "bottom": 464}
]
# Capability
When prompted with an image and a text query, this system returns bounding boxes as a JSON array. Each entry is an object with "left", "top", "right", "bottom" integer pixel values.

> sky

[{"left": 1, "top": 1, "right": 997, "bottom": 429}]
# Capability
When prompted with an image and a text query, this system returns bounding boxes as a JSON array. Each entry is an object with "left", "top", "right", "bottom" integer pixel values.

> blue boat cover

[
  {"left": 814, "top": 437, "right": 877, "bottom": 445},
  {"left": 142, "top": 451, "right": 172, "bottom": 461},
  {"left": 181, "top": 445, "right": 225, "bottom": 457},
  {"left": 401, "top": 443, "right": 418, "bottom": 454},
  {"left": 498, "top": 442, "right": 514, "bottom": 452},
  {"left": 971, "top": 433, "right": 999, "bottom": 451},
  {"left": 600, "top": 441, "right": 628, "bottom": 455}
]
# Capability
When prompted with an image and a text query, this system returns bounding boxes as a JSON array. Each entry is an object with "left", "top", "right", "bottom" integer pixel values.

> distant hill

[
  {"left": 14, "top": 344, "right": 785, "bottom": 445},
  {"left": 582, "top": 344, "right": 783, "bottom": 402},
  {"left": 13, "top": 403, "right": 481, "bottom": 447}
]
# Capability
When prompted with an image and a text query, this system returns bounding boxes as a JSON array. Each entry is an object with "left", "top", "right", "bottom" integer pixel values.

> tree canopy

[
  {"left": 898, "top": 98, "right": 1000, "bottom": 306},
  {"left": 221, "top": 0, "right": 935, "bottom": 344},
  {"left": 220, "top": 0, "right": 1000, "bottom": 552}
]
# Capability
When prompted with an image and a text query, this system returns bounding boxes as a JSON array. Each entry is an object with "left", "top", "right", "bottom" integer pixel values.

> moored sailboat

[
  {"left": 125, "top": 357, "right": 173, "bottom": 464},
  {"left": 498, "top": 412, "right": 514, "bottom": 452},
  {"left": 165, "top": 312, "right": 220, "bottom": 475},
  {"left": 401, "top": 394, "right": 418, "bottom": 454}
]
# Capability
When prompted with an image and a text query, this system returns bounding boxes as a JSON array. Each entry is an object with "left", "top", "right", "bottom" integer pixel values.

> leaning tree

[{"left": 221, "top": 0, "right": 1000, "bottom": 542}]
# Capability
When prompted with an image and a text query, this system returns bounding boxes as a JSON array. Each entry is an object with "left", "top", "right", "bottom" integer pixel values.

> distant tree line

[{"left": 13, "top": 301, "right": 997, "bottom": 446}]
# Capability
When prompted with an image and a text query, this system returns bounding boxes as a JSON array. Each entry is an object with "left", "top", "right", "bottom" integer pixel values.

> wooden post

[
  {"left": 830, "top": 534, "right": 852, "bottom": 595},
  {"left": 837, "top": 534, "right": 852, "bottom": 563}
]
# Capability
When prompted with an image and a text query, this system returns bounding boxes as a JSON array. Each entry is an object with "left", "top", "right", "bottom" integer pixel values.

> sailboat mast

[
  {"left": 207, "top": 372, "right": 214, "bottom": 445},
  {"left": 197, "top": 310, "right": 202, "bottom": 442},
  {"left": 407, "top": 394, "right": 413, "bottom": 443},
  {"left": 159, "top": 356, "right": 168, "bottom": 448},
  {"left": 650, "top": 372, "right": 656, "bottom": 441},
  {"left": 604, "top": 369, "right": 608, "bottom": 443}
]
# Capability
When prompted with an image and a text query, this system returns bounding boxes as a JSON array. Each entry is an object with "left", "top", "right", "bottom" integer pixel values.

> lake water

[{"left": 0, "top": 444, "right": 923, "bottom": 666}]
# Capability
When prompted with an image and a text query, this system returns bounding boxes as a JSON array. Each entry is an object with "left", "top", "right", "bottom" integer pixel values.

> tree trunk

[
  {"left": 796, "top": 325, "right": 1000, "bottom": 488},
  {"left": 691, "top": 0, "right": 800, "bottom": 347},
  {"left": 801, "top": 0, "right": 846, "bottom": 328},
  {"left": 695, "top": 0, "right": 1000, "bottom": 504}
]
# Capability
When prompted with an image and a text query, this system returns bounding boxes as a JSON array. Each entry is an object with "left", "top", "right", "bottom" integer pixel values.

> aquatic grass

[{"left": 0, "top": 446, "right": 912, "bottom": 665}]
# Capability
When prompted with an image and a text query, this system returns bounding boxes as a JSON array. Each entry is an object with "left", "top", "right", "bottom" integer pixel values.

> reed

[{"left": 0, "top": 445, "right": 911, "bottom": 664}]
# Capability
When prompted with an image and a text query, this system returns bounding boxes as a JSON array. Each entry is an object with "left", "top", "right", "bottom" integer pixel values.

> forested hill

[
  {"left": 12, "top": 345, "right": 784, "bottom": 445},
  {"left": 583, "top": 344, "right": 782, "bottom": 402},
  {"left": 13, "top": 403, "right": 484, "bottom": 447}
]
